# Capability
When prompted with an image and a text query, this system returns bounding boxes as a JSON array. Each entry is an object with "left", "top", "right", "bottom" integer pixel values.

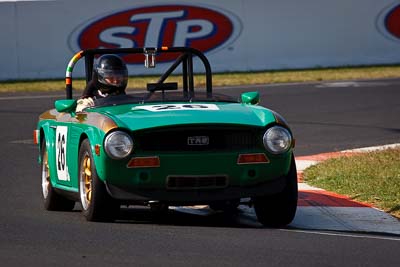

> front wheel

[
  {"left": 79, "top": 139, "right": 119, "bottom": 222},
  {"left": 253, "top": 154, "right": 298, "bottom": 227}
]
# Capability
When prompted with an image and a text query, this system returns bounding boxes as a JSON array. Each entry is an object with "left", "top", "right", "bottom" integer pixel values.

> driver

[{"left": 76, "top": 54, "right": 128, "bottom": 112}]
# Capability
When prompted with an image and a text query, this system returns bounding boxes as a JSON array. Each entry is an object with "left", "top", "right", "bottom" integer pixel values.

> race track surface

[{"left": 0, "top": 78, "right": 399, "bottom": 266}]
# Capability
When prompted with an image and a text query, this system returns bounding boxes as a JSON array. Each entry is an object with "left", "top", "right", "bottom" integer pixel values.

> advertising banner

[{"left": 1, "top": 0, "right": 400, "bottom": 80}]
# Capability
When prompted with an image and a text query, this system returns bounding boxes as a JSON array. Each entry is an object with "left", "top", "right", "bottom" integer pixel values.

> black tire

[
  {"left": 253, "top": 154, "right": 298, "bottom": 227},
  {"left": 41, "top": 141, "right": 75, "bottom": 211},
  {"left": 78, "top": 139, "right": 119, "bottom": 222}
]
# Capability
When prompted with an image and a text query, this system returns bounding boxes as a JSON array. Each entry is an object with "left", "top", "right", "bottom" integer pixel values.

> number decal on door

[{"left": 55, "top": 126, "right": 70, "bottom": 181}]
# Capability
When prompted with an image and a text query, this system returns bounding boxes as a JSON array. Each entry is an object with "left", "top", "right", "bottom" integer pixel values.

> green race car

[{"left": 35, "top": 47, "right": 297, "bottom": 227}]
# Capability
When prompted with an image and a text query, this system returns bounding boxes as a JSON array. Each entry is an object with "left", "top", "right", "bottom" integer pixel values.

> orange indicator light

[
  {"left": 127, "top": 156, "right": 160, "bottom": 168},
  {"left": 95, "top": 144, "right": 101, "bottom": 156},
  {"left": 33, "top": 130, "right": 39, "bottom": 145},
  {"left": 237, "top": 153, "right": 269, "bottom": 165},
  {"left": 161, "top": 46, "right": 169, "bottom": 50}
]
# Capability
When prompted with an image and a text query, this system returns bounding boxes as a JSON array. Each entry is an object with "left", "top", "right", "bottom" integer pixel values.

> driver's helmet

[{"left": 94, "top": 54, "right": 128, "bottom": 96}]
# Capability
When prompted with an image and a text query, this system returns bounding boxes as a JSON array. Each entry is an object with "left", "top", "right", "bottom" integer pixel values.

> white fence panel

[{"left": 1, "top": 0, "right": 400, "bottom": 80}]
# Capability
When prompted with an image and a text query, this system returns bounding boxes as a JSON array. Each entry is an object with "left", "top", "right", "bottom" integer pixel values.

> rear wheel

[
  {"left": 253, "top": 154, "right": 298, "bottom": 227},
  {"left": 149, "top": 202, "right": 170, "bottom": 221},
  {"left": 41, "top": 141, "right": 75, "bottom": 211},
  {"left": 209, "top": 199, "right": 240, "bottom": 213},
  {"left": 149, "top": 202, "right": 169, "bottom": 213},
  {"left": 79, "top": 139, "right": 119, "bottom": 222}
]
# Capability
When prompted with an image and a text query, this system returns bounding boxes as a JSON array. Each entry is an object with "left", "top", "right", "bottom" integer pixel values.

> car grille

[
  {"left": 166, "top": 175, "right": 228, "bottom": 190},
  {"left": 135, "top": 126, "right": 264, "bottom": 152}
]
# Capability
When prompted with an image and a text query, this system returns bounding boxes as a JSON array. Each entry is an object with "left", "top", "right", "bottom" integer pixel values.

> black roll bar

[{"left": 65, "top": 47, "right": 212, "bottom": 99}]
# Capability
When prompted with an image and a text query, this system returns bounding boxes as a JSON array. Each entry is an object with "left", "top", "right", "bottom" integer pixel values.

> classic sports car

[{"left": 34, "top": 47, "right": 297, "bottom": 227}]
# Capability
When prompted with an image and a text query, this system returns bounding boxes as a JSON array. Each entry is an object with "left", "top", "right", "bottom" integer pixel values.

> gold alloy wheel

[
  {"left": 80, "top": 153, "right": 92, "bottom": 210},
  {"left": 41, "top": 146, "right": 50, "bottom": 199}
]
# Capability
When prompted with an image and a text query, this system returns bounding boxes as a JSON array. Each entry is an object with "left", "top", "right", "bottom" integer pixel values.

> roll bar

[{"left": 65, "top": 47, "right": 212, "bottom": 99}]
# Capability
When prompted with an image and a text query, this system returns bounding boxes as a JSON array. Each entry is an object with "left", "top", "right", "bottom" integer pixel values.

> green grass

[
  {"left": 303, "top": 148, "right": 400, "bottom": 219},
  {"left": 1, "top": 65, "right": 400, "bottom": 93}
]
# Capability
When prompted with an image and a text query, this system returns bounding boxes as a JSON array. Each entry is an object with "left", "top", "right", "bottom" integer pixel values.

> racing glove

[{"left": 76, "top": 97, "right": 95, "bottom": 112}]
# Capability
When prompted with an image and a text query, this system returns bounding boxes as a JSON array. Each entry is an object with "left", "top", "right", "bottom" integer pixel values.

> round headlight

[
  {"left": 263, "top": 126, "right": 292, "bottom": 154},
  {"left": 104, "top": 131, "right": 133, "bottom": 159}
]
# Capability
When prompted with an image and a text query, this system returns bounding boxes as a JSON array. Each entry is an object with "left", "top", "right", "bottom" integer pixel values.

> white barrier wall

[{"left": 1, "top": 0, "right": 400, "bottom": 80}]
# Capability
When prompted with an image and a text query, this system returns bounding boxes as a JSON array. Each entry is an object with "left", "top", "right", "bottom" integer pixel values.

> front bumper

[
  {"left": 99, "top": 151, "right": 292, "bottom": 205},
  {"left": 105, "top": 175, "right": 287, "bottom": 205}
]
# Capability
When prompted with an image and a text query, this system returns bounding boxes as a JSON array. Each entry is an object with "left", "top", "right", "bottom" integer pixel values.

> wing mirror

[
  {"left": 55, "top": 99, "right": 77, "bottom": 113},
  {"left": 241, "top": 91, "right": 260, "bottom": 105}
]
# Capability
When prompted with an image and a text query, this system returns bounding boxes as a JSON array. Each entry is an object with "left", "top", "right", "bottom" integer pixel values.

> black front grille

[
  {"left": 166, "top": 175, "right": 228, "bottom": 190},
  {"left": 135, "top": 126, "right": 264, "bottom": 152}
]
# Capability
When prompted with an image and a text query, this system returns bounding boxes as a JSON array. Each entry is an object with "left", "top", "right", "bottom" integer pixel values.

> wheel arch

[
  {"left": 77, "top": 128, "right": 108, "bottom": 183},
  {"left": 39, "top": 127, "right": 45, "bottom": 163},
  {"left": 78, "top": 132, "right": 89, "bottom": 149},
  {"left": 38, "top": 124, "right": 59, "bottom": 188},
  {"left": 38, "top": 124, "right": 51, "bottom": 161}
]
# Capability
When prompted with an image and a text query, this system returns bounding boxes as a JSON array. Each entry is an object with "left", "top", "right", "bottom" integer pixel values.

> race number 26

[
  {"left": 57, "top": 133, "right": 65, "bottom": 171},
  {"left": 55, "top": 126, "right": 69, "bottom": 181}
]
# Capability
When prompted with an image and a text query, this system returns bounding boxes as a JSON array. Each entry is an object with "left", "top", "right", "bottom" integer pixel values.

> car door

[
  {"left": 50, "top": 112, "right": 74, "bottom": 188},
  {"left": 54, "top": 124, "right": 71, "bottom": 185}
]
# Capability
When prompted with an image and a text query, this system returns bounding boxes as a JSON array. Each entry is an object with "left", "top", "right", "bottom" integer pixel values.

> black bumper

[{"left": 105, "top": 176, "right": 287, "bottom": 205}]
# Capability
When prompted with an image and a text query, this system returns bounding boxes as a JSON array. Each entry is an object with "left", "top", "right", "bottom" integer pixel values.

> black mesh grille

[{"left": 134, "top": 126, "right": 264, "bottom": 152}]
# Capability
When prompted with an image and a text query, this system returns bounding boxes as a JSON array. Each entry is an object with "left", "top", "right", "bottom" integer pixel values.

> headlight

[
  {"left": 104, "top": 131, "right": 133, "bottom": 159},
  {"left": 263, "top": 126, "right": 292, "bottom": 154}
]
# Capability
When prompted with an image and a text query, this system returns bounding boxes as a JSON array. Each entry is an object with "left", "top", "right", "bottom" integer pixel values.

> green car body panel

[
  {"left": 37, "top": 99, "right": 293, "bottom": 202},
  {"left": 36, "top": 47, "right": 296, "bottom": 212}
]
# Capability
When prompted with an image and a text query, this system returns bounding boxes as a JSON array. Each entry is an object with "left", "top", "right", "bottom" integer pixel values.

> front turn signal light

[
  {"left": 127, "top": 156, "right": 160, "bottom": 168},
  {"left": 237, "top": 153, "right": 269, "bottom": 165}
]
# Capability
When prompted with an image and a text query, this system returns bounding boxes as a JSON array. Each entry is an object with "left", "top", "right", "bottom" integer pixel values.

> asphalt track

[{"left": 0, "top": 78, "right": 399, "bottom": 266}]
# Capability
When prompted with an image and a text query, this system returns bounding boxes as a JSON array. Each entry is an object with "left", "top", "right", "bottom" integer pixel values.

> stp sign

[
  {"left": 69, "top": 5, "right": 241, "bottom": 63},
  {"left": 377, "top": 3, "right": 400, "bottom": 41},
  {"left": 384, "top": 4, "right": 400, "bottom": 40}
]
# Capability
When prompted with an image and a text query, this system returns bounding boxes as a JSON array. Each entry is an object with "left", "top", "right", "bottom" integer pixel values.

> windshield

[{"left": 92, "top": 91, "right": 238, "bottom": 107}]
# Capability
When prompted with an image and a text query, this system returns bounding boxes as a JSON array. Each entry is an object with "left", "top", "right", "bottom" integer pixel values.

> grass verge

[
  {"left": 1, "top": 65, "right": 400, "bottom": 93},
  {"left": 303, "top": 148, "right": 400, "bottom": 219}
]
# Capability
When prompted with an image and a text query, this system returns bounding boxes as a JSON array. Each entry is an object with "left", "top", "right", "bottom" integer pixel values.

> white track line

[{"left": 279, "top": 229, "right": 400, "bottom": 242}]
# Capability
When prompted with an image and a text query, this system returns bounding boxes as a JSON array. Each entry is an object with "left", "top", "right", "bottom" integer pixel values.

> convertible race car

[{"left": 34, "top": 47, "right": 297, "bottom": 227}]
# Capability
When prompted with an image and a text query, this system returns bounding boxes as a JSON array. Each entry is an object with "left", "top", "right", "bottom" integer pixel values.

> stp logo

[
  {"left": 377, "top": 3, "right": 400, "bottom": 41},
  {"left": 69, "top": 5, "right": 241, "bottom": 63},
  {"left": 385, "top": 4, "right": 400, "bottom": 39}
]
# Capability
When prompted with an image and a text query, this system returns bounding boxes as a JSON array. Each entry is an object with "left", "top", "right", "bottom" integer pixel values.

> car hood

[{"left": 91, "top": 102, "right": 277, "bottom": 131}]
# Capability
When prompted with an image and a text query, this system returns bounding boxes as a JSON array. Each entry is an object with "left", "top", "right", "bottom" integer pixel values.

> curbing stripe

[
  {"left": 293, "top": 144, "right": 400, "bottom": 235},
  {"left": 295, "top": 143, "right": 400, "bottom": 208},
  {"left": 298, "top": 190, "right": 372, "bottom": 208}
]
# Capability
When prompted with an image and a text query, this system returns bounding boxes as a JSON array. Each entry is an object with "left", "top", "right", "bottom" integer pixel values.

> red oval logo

[
  {"left": 385, "top": 4, "right": 400, "bottom": 39},
  {"left": 71, "top": 5, "right": 241, "bottom": 63}
]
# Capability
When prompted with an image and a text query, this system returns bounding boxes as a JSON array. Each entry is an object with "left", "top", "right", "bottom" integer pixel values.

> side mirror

[
  {"left": 241, "top": 91, "right": 260, "bottom": 105},
  {"left": 55, "top": 99, "right": 77, "bottom": 113}
]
